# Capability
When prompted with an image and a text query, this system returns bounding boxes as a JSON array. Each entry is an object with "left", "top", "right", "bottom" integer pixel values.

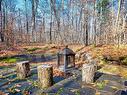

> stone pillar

[
  {"left": 82, "top": 61, "right": 97, "bottom": 84},
  {"left": 37, "top": 64, "right": 53, "bottom": 89},
  {"left": 16, "top": 61, "right": 30, "bottom": 79}
]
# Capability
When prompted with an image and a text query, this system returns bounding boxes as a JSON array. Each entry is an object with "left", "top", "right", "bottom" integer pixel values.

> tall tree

[
  {"left": 116, "top": 0, "right": 122, "bottom": 47},
  {"left": 31, "top": 0, "right": 39, "bottom": 42},
  {"left": 24, "top": 0, "right": 29, "bottom": 44},
  {"left": 0, "top": 0, "right": 4, "bottom": 42}
]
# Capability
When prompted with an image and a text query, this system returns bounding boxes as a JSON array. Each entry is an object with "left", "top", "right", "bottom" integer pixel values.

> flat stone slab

[
  {"left": 1, "top": 64, "right": 127, "bottom": 95},
  {"left": 37, "top": 70, "right": 127, "bottom": 95},
  {"left": 0, "top": 66, "right": 65, "bottom": 95}
]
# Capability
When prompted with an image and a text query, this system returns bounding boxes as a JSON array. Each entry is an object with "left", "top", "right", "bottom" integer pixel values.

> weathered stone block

[
  {"left": 16, "top": 61, "right": 30, "bottom": 79},
  {"left": 37, "top": 64, "right": 53, "bottom": 89},
  {"left": 82, "top": 61, "right": 97, "bottom": 84}
]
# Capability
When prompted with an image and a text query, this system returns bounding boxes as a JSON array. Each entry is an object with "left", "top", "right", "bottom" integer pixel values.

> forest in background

[{"left": 0, "top": 0, "right": 127, "bottom": 47}]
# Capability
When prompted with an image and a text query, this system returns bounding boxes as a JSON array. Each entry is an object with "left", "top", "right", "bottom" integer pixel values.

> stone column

[
  {"left": 82, "top": 61, "right": 97, "bottom": 84},
  {"left": 16, "top": 61, "right": 30, "bottom": 79},
  {"left": 37, "top": 64, "right": 53, "bottom": 89}
]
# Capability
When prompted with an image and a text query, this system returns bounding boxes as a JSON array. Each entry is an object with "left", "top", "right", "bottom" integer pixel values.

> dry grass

[
  {"left": 91, "top": 45, "right": 127, "bottom": 59},
  {"left": 99, "top": 64, "right": 127, "bottom": 78}
]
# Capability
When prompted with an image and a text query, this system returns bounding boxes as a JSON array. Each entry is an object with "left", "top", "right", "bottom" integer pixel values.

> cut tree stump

[
  {"left": 37, "top": 64, "right": 53, "bottom": 89},
  {"left": 82, "top": 61, "right": 97, "bottom": 84},
  {"left": 16, "top": 61, "right": 30, "bottom": 79}
]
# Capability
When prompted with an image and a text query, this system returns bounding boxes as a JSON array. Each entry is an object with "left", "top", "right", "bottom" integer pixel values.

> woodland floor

[{"left": 0, "top": 44, "right": 127, "bottom": 95}]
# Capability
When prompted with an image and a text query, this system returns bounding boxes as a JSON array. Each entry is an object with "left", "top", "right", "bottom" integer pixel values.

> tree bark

[
  {"left": 0, "top": 0, "right": 4, "bottom": 42},
  {"left": 31, "top": 0, "right": 36, "bottom": 42},
  {"left": 49, "top": 8, "right": 52, "bottom": 43},
  {"left": 37, "top": 64, "right": 53, "bottom": 89},
  {"left": 85, "top": 24, "right": 88, "bottom": 46},
  {"left": 24, "top": 0, "right": 29, "bottom": 44}
]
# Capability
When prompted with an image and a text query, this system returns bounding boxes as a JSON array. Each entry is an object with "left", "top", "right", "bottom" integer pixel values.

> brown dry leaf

[{"left": 53, "top": 69, "right": 65, "bottom": 77}]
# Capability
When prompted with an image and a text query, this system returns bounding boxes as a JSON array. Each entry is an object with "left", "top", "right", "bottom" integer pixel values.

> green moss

[
  {"left": 5, "top": 58, "right": 17, "bottom": 63},
  {"left": 27, "top": 79, "right": 38, "bottom": 87},
  {"left": 119, "top": 56, "right": 127, "bottom": 65},
  {"left": 122, "top": 57, "right": 127, "bottom": 65},
  {"left": 0, "top": 57, "right": 18, "bottom": 63},
  {"left": 96, "top": 81, "right": 106, "bottom": 90},
  {"left": 75, "top": 90, "right": 80, "bottom": 95},
  {"left": 119, "top": 56, "right": 126, "bottom": 60},
  {"left": 55, "top": 88, "right": 64, "bottom": 95},
  {"left": 0, "top": 57, "right": 28, "bottom": 63},
  {"left": 100, "top": 58, "right": 108, "bottom": 65}
]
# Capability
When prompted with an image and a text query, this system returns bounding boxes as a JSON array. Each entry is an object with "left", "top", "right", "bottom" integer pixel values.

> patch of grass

[
  {"left": 4, "top": 58, "right": 17, "bottom": 63},
  {"left": 55, "top": 88, "right": 64, "bottom": 95},
  {"left": 27, "top": 79, "right": 38, "bottom": 87},
  {"left": 100, "top": 58, "right": 108, "bottom": 65},
  {"left": 24, "top": 47, "right": 41, "bottom": 52},
  {"left": 96, "top": 80, "right": 108, "bottom": 90},
  {"left": 99, "top": 65, "right": 127, "bottom": 78},
  {"left": 75, "top": 90, "right": 80, "bottom": 95},
  {"left": 99, "top": 65, "right": 120, "bottom": 75},
  {"left": 0, "top": 57, "right": 28, "bottom": 63},
  {"left": 96, "top": 82, "right": 105, "bottom": 89}
]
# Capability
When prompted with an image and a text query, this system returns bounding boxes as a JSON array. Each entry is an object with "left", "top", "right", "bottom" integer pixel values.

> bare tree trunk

[
  {"left": 25, "top": 0, "right": 29, "bottom": 44},
  {"left": 40, "top": 13, "right": 45, "bottom": 43},
  {"left": 85, "top": 24, "right": 88, "bottom": 46},
  {"left": 0, "top": 0, "right": 4, "bottom": 42},
  {"left": 93, "top": 0, "right": 96, "bottom": 45},
  {"left": 116, "top": 0, "right": 122, "bottom": 48},
  {"left": 31, "top": 0, "right": 38, "bottom": 42},
  {"left": 49, "top": 5, "right": 53, "bottom": 43}
]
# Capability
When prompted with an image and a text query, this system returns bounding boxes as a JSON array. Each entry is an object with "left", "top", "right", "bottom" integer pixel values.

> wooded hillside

[{"left": 0, "top": 0, "right": 127, "bottom": 47}]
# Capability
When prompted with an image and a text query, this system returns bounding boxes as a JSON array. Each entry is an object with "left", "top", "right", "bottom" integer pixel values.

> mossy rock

[
  {"left": 118, "top": 56, "right": 127, "bottom": 65},
  {"left": 121, "top": 57, "right": 127, "bottom": 65}
]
